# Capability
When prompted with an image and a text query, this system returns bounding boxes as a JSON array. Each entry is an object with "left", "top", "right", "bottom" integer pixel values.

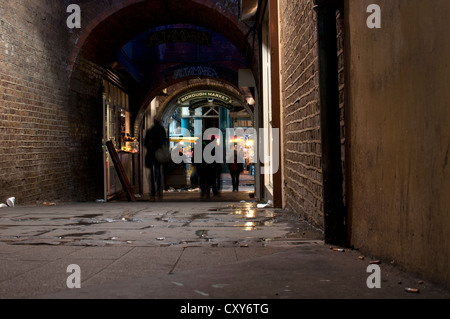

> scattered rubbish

[
  {"left": 42, "top": 202, "right": 56, "bottom": 206},
  {"left": 126, "top": 241, "right": 133, "bottom": 244},
  {"left": 96, "top": 199, "right": 107, "bottom": 203},
  {"left": 405, "top": 288, "right": 420, "bottom": 294},
  {"left": 240, "top": 244, "right": 249, "bottom": 248},
  {"left": 257, "top": 200, "right": 273, "bottom": 209},
  {"left": 194, "top": 290, "right": 210, "bottom": 297},
  {"left": 418, "top": 280, "right": 424, "bottom": 285},
  {"left": 195, "top": 230, "right": 208, "bottom": 238},
  {"left": 110, "top": 236, "right": 119, "bottom": 240},
  {"left": 211, "top": 284, "right": 229, "bottom": 289},
  {"left": 172, "top": 282, "right": 184, "bottom": 287},
  {"left": 369, "top": 260, "right": 382, "bottom": 264},
  {"left": 262, "top": 238, "right": 272, "bottom": 247},
  {"left": 123, "top": 218, "right": 143, "bottom": 223},
  {"left": 358, "top": 256, "right": 365, "bottom": 260},
  {"left": 1, "top": 197, "right": 15, "bottom": 208},
  {"left": 156, "top": 237, "right": 165, "bottom": 241},
  {"left": 240, "top": 200, "right": 246, "bottom": 203},
  {"left": 6, "top": 197, "right": 15, "bottom": 207},
  {"left": 333, "top": 248, "right": 345, "bottom": 252}
]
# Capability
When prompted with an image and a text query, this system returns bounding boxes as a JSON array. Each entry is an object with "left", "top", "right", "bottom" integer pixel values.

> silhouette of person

[
  {"left": 228, "top": 145, "right": 243, "bottom": 192},
  {"left": 206, "top": 136, "right": 219, "bottom": 198},
  {"left": 144, "top": 119, "right": 167, "bottom": 200}
]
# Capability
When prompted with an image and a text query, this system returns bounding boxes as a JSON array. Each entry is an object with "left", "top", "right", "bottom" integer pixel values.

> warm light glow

[
  {"left": 243, "top": 222, "right": 255, "bottom": 231},
  {"left": 245, "top": 210, "right": 255, "bottom": 219}
]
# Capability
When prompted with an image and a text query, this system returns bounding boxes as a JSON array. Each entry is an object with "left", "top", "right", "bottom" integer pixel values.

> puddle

[
  {"left": 122, "top": 218, "right": 143, "bottom": 223},
  {"left": 191, "top": 213, "right": 208, "bottom": 220},
  {"left": 74, "top": 214, "right": 103, "bottom": 219},
  {"left": 58, "top": 231, "right": 107, "bottom": 238},
  {"left": 195, "top": 230, "right": 209, "bottom": 238}
]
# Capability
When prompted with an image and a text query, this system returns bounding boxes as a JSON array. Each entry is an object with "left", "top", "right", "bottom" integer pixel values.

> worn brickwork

[
  {"left": 0, "top": 0, "right": 245, "bottom": 204},
  {"left": 280, "top": 1, "right": 346, "bottom": 228},
  {"left": 337, "top": 10, "right": 347, "bottom": 207},
  {"left": 0, "top": 1, "right": 104, "bottom": 204},
  {"left": 280, "top": 0, "right": 323, "bottom": 227},
  {"left": 0, "top": 1, "right": 70, "bottom": 203}
]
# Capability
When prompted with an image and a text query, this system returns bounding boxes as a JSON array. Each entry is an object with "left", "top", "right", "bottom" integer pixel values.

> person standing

[
  {"left": 228, "top": 148, "right": 243, "bottom": 192},
  {"left": 144, "top": 119, "right": 167, "bottom": 200}
]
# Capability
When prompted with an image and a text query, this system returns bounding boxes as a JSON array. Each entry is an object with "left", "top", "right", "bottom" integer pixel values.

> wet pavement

[
  {"left": 0, "top": 197, "right": 449, "bottom": 300},
  {"left": 0, "top": 199, "right": 318, "bottom": 248}
]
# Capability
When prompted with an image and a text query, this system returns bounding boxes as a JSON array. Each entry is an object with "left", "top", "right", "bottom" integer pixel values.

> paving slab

[
  {"left": 0, "top": 200, "right": 449, "bottom": 302},
  {"left": 40, "top": 243, "right": 450, "bottom": 300}
]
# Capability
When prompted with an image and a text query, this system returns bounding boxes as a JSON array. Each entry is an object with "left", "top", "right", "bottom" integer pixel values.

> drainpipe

[{"left": 313, "top": 0, "right": 347, "bottom": 245}]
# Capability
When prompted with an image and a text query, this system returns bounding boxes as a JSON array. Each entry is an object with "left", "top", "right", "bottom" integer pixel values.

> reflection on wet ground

[{"left": 0, "top": 202, "right": 324, "bottom": 248}]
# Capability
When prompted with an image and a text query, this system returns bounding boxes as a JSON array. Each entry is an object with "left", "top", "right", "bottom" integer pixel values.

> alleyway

[
  {"left": 1, "top": 199, "right": 449, "bottom": 301},
  {"left": 1, "top": 0, "right": 450, "bottom": 304}
]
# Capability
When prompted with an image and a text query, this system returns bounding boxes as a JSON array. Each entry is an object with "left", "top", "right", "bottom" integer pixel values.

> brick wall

[
  {"left": 0, "top": 0, "right": 246, "bottom": 205},
  {"left": 280, "top": 1, "right": 346, "bottom": 228},
  {"left": 0, "top": 1, "right": 104, "bottom": 204},
  {"left": 0, "top": 1, "right": 69, "bottom": 203},
  {"left": 280, "top": 0, "right": 323, "bottom": 226}
]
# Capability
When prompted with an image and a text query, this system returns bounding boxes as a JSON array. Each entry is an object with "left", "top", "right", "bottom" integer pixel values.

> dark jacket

[{"left": 144, "top": 123, "right": 167, "bottom": 167}]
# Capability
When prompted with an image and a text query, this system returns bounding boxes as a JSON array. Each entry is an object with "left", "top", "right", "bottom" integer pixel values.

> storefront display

[{"left": 102, "top": 80, "right": 137, "bottom": 199}]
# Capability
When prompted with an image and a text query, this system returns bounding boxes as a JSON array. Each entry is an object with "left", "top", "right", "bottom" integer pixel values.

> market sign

[
  {"left": 178, "top": 91, "right": 232, "bottom": 105},
  {"left": 147, "top": 28, "right": 212, "bottom": 47},
  {"left": 173, "top": 66, "right": 219, "bottom": 80}
]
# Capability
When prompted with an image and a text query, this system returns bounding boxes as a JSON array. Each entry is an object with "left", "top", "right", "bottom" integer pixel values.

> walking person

[
  {"left": 144, "top": 119, "right": 167, "bottom": 201},
  {"left": 206, "top": 136, "right": 219, "bottom": 197},
  {"left": 228, "top": 148, "right": 243, "bottom": 192}
]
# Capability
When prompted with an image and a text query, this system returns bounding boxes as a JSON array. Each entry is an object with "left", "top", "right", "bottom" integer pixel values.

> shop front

[{"left": 102, "top": 80, "right": 138, "bottom": 200}]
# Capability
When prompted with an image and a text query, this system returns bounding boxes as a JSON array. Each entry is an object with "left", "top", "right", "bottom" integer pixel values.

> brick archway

[
  {"left": 157, "top": 81, "right": 250, "bottom": 128},
  {"left": 133, "top": 76, "right": 249, "bottom": 136},
  {"left": 68, "top": 0, "right": 256, "bottom": 79}
]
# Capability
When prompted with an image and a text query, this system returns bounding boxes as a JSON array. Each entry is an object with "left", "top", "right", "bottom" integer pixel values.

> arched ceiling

[{"left": 69, "top": 0, "right": 260, "bottom": 137}]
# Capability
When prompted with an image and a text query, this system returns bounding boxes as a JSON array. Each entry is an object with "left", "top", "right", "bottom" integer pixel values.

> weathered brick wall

[
  {"left": 0, "top": 1, "right": 70, "bottom": 203},
  {"left": 280, "top": 0, "right": 323, "bottom": 227},
  {"left": 0, "top": 1, "right": 104, "bottom": 204},
  {"left": 336, "top": 10, "right": 347, "bottom": 207},
  {"left": 280, "top": 1, "right": 346, "bottom": 228},
  {"left": 0, "top": 0, "right": 246, "bottom": 205}
]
